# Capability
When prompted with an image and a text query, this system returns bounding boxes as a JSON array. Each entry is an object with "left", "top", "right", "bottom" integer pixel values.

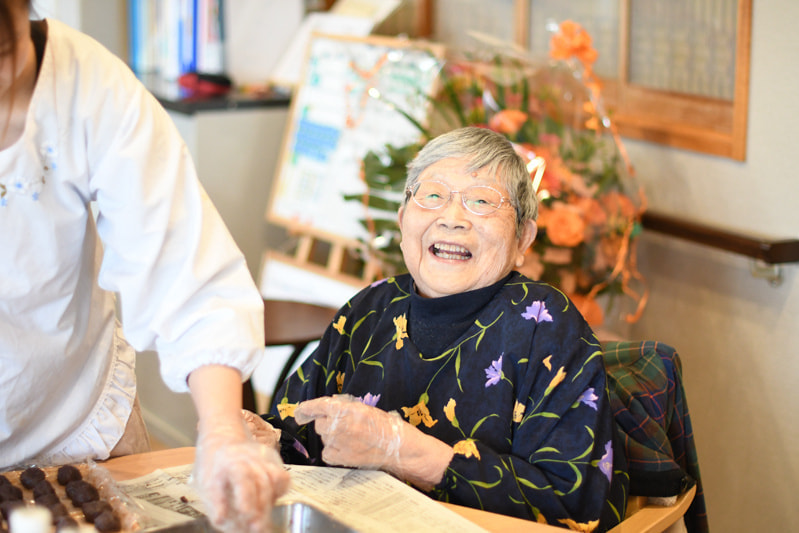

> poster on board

[{"left": 267, "top": 33, "right": 444, "bottom": 247}]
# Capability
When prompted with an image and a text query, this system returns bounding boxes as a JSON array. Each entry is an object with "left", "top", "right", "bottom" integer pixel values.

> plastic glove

[
  {"left": 193, "top": 419, "right": 291, "bottom": 532},
  {"left": 294, "top": 395, "right": 453, "bottom": 490},
  {"left": 242, "top": 409, "right": 282, "bottom": 451}
]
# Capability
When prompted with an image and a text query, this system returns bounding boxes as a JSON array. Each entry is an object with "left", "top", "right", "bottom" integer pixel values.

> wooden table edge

[{"left": 100, "top": 448, "right": 560, "bottom": 532}]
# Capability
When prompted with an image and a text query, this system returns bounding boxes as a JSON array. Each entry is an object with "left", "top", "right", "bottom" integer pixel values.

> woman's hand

[
  {"left": 294, "top": 395, "right": 454, "bottom": 490},
  {"left": 242, "top": 409, "right": 282, "bottom": 450},
  {"left": 188, "top": 365, "right": 290, "bottom": 532},
  {"left": 194, "top": 421, "right": 290, "bottom": 532}
]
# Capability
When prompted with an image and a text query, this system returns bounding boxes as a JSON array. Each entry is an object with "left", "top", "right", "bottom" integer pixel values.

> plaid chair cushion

[{"left": 603, "top": 340, "right": 709, "bottom": 533}]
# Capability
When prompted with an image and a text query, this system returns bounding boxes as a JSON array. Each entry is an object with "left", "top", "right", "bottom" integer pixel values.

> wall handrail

[{"left": 641, "top": 211, "right": 799, "bottom": 265}]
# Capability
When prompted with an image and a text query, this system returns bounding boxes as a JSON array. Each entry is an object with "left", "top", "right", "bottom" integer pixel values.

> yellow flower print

[
  {"left": 332, "top": 316, "right": 346, "bottom": 335},
  {"left": 557, "top": 518, "right": 599, "bottom": 532},
  {"left": 401, "top": 400, "right": 438, "bottom": 428},
  {"left": 336, "top": 371, "right": 345, "bottom": 393},
  {"left": 277, "top": 402, "right": 298, "bottom": 420},
  {"left": 536, "top": 513, "right": 549, "bottom": 525},
  {"left": 393, "top": 314, "right": 408, "bottom": 349},
  {"left": 513, "top": 400, "right": 525, "bottom": 423},
  {"left": 545, "top": 366, "right": 567, "bottom": 395},
  {"left": 453, "top": 439, "right": 481, "bottom": 460},
  {"left": 443, "top": 398, "right": 456, "bottom": 421},
  {"left": 543, "top": 355, "right": 553, "bottom": 371},
  {"left": 443, "top": 398, "right": 459, "bottom": 428}
]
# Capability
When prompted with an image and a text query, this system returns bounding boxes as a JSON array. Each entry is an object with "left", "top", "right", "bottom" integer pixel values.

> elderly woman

[{"left": 251, "top": 127, "right": 628, "bottom": 531}]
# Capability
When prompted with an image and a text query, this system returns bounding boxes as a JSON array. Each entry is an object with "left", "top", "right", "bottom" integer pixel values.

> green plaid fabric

[{"left": 603, "top": 340, "right": 709, "bottom": 533}]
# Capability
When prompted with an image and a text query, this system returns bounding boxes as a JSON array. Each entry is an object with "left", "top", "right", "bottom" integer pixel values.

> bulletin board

[{"left": 267, "top": 33, "right": 444, "bottom": 255}]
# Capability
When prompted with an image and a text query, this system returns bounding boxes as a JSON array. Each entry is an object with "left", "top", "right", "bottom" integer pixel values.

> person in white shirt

[{"left": 0, "top": 1, "right": 289, "bottom": 530}]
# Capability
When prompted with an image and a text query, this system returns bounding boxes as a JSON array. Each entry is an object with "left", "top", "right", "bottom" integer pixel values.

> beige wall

[{"left": 623, "top": 2, "right": 799, "bottom": 530}]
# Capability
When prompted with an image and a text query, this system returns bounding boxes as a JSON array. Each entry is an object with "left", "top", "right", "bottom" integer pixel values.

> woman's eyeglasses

[{"left": 406, "top": 181, "right": 511, "bottom": 216}]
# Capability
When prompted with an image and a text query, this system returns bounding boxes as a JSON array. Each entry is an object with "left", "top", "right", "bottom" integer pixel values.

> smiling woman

[
  {"left": 245, "top": 127, "right": 631, "bottom": 532},
  {"left": 397, "top": 128, "right": 537, "bottom": 298}
]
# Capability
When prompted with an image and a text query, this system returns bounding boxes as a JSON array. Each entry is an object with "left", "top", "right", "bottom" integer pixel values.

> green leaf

[
  {"left": 534, "top": 446, "right": 561, "bottom": 454},
  {"left": 470, "top": 479, "right": 502, "bottom": 490},
  {"left": 518, "top": 478, "right": 549, "bottom": 490}
]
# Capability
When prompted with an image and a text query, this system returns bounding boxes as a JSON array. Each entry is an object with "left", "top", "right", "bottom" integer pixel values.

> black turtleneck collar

[{"left": 408, "top": 273, "right": 512, "bottom": 356}]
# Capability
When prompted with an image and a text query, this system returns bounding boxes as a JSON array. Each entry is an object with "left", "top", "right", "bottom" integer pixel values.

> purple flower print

[
  {"left": 522, "top": 301, "right": 553, "bottom": 323},
  {"left": 358, "top": 392, "right": 381, "bottom": 407},
  {"left": 370, "top": 278, "right": 388, "bottom": 287},
  {"left": 578, "top": 387, "right": 599, "bottom": 410},
  {"left": 484, "top": 354, "right": 503, "bottom": 388},
  {"left": 599, "top": 441, "right": 613, "bottom": 483},
  {"left": 292, "top": 438, "right": 310, "bottom": 459}
]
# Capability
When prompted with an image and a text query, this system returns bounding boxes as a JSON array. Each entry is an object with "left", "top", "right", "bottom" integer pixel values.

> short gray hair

[{"left": 405, "top": 127, "right": 538, "bottom": 236}]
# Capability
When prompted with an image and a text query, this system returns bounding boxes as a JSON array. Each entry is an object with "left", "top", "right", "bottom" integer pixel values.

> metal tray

[
  {"left": 148, "top": 502, "right": 355, "bottom": 532},
  {"left": 272, "top": 501, "right": 356, "bottom": 532}
]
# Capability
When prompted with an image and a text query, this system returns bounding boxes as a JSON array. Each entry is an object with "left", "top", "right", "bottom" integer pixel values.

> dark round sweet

[
  {"left": 32, "top": 479, "right": 55, "bottom": 498},
  {"left": 33, "top": 492, "right": 60, "bottom": 507},
  {"left": 0, "top": 484, "right": 22, "bottom": 503},
  {"left": 19, "top": 466, "right": 46, "bottom": 489},
  {"left": 93, "top": 509, "right": 121, "bottom": 532},
  {"left": 81, "top": 499, "right": 112, "bottom": 523},
  {"left": 0, "top": 475, "right": 10, "bottom": 487},
  {"left": 65, "top": 479, "right": 98, "bottom": 506},
  {"left": 56, "top": 465, "right": 82, "bottom": 486}
]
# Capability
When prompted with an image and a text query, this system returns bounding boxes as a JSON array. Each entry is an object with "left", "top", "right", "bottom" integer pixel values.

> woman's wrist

[{"left": 392, "top": 433, "right": 454, "bottom": 491}]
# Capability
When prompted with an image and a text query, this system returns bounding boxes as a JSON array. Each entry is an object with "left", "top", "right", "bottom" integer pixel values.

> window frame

[{"left": 513, "top": 0, "right": 752, "bottom": 161}]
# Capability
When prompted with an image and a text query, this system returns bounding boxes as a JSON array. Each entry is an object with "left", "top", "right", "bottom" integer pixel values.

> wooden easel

[
  {"left": 265, "top": 231, "right": 383, "bottom": 289},
  {"left": 263, "top": 33, "right": 443, "bottom": 293}
]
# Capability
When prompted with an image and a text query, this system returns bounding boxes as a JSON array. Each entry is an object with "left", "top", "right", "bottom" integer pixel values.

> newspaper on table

[{"left": 117, "top": 463, "right": 488, "bottom": 533}]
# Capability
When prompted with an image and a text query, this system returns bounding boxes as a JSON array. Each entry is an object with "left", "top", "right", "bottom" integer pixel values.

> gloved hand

[
  {"left": 242, "top": 409, "right": 282, "bottom": 450},
  {"left": 293, "top": 395, "right": 454, "bottom": 490},
  {"left": 193, "top": 418, "right": 291, "bottom": 532}
]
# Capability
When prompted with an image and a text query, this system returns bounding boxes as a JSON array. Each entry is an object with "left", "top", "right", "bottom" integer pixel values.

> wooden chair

[
  {"left": 609, "top": 484, "right": 696, "bottom": 533},
  {"left": 242, "top": 299, "right": 338, "bottom": 412}
]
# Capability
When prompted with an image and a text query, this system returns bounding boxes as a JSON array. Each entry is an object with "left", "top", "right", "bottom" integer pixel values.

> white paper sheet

[{"left": 117, "top": 463, "right": 488, "bottom": 533}]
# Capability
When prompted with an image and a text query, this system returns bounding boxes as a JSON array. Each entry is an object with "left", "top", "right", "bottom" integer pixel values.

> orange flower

[
  {"left": 557, "top": 518, "right": 600, "bottom": 532},
  {"left": 542, "top": 203, "right": 586, "bottom": 247},
  {"left": 601, "top": 191, "right": 637, "bottom": 231},
  {"left": 393, "top": 314, "right": 408, "bottom": 349},
  {"left": 577, "top": 197, "right": 607, "bottom": 228},
  {"left": 489, "top": 109, "right": 528, "bottom": 135},
  {"left": 513, "top": 401, "right": 525, "bottom": 423},
  {"left": 277, "top": 402, "right": 298, "bottom": 420},
  {"left": 444, "top": 399, "right": 461, "bottom": 427},
  {"left": 332, "top": 316, "right": 346, "bottom": 335},
  {"left": 453, "top": 439, "right": 481, "bottom": 460},
  {"left": 401, "top": 400, "right": 438, "bottom": 428},
  {"left": 549, "top": 20, "right": 599, "bottom": 69},
  {"left": 545, "top": 367, "right": 567, "bottom": 395},
  {"left": 570, "top": 293, "right": 605, "bottom": 327}
]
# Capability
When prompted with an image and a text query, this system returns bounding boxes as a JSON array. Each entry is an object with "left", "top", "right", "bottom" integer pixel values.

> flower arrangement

[{"left": 350, "top": 21, "right": 647, "bottom": 327}]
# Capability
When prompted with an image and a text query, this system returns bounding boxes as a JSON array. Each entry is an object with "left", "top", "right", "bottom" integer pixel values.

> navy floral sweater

[{"left": 265, "top": 272, "right": 628, "bottom": 531}]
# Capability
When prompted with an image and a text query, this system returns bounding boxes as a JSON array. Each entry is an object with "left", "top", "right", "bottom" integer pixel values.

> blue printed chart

[{"left": 268, "top": 34, "right": 443, "bottom": 245}]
